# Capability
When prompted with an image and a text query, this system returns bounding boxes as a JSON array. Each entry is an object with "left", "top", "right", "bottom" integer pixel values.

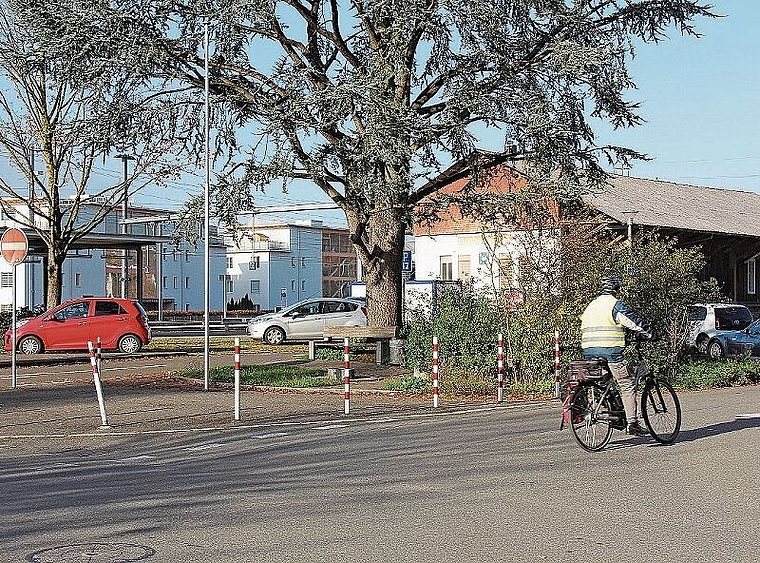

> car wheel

[
  {"left": 263, "top": 326, "right": 285, "bottom": 345},
  {"left": 707, "top": 339, "right": 725, "bottom": 360},
  {"left": 696, "top": 335, "right": 709, "bottom": 355},
  {"left": 118, "top": 334, "right": 143, "bottom": 354},
  {"left": 18, "top": 335, "right": 43, "bottom": 355}
]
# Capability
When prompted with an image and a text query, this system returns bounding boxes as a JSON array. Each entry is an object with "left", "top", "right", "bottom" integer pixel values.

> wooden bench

[{"left": 309, "top": 326, "right": 398, "bottom": 364}]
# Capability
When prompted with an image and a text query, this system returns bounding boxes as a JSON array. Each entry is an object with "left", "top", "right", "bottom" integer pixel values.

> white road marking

[
  {"left": 252, "top": 432, "right": 289, "bottom": 439},
  {"left": 736, "top": 413, "right": 760, "bottom": 419},
  {"left": 184, "top": 443, "right": 225, "bottom": 452},
  {"left": 116, "top": 455, "right": 157, "bottom": 462},
  {"left": 0, "top": 401, "right": 549, "bottom": 441},
  {"left": 314, "top": 424, "right": 349, "bottom": 430}
]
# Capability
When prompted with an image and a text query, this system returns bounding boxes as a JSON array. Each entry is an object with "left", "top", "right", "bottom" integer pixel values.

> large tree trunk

[
  {"left": 46, "top": 247, "right": 65, "bottom": 309},
  {"left": 356, "top": 207, "right": 406, "bottom": 328}
]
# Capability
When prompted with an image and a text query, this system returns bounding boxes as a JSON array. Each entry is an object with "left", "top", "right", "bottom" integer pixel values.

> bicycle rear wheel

[
  {"left": 641, "top": 379, "right": 681, "bottom": 444},
  {"left": 570, "top": 383, "right": 613, "bottom": 452}
]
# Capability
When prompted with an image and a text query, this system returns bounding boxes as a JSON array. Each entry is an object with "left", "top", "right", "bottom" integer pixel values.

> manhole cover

[{"left": 26, "top": 543, "right": 156, "bottom": 563}]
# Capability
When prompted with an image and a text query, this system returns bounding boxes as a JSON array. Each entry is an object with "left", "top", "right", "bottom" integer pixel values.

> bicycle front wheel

[
  {"left": 570, "top": 383, "right": 613, "bottom": 452},
  {"left": 641, "top": 379, "right": 681, "bottom": 444}
]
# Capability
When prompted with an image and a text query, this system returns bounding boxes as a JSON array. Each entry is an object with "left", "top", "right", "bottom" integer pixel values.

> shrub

[
  {"left": 403, "top": 232, "right": 725, "bottom": 394},
  {"left": 674, "top": 359, "right": 760, "bottom": 390}
]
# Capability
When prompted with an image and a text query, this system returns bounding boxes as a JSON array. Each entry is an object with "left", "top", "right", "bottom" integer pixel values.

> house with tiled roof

[{"left": 412, "top": 156, "right": 760, "bottom": 308}]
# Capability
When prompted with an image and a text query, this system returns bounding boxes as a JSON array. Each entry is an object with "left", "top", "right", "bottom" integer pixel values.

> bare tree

[{"left": 0, "top": 3, "right": 182, "bottom": 307}]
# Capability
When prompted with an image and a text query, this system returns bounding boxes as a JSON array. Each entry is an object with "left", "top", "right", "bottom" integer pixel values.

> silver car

[
  {"left": 687, "top": 303, "right": 753, "bottom": 354},
  {"left": 248, "top": 298, "right": 367, "bottom": 345}
]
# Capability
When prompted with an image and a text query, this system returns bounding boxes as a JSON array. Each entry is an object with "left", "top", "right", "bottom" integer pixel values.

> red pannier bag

[{"left": 560, "top": 360, "right": 606, "bottom": 429}]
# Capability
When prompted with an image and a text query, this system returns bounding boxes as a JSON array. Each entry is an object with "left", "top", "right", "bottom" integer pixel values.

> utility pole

[{"left": 115, "top": 152, "right": 135, "bottom": 298}]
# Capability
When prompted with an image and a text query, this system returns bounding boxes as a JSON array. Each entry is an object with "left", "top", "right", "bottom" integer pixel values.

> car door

[
  {"left": 283, "top": 301, "right": 325, "bottom": 339},
  {"left": 41, "top": 300, "right": 92, "bottom": 350},
  {"left": 742, "top": 320, "right": 760, "bottom": 356},
  {"left": 322, "top": 300, "right": 360, "bottom": 329},
  {"left": 88, "top": 300, "right": 130, "bottom": 348},
  {"left": 686, "top": 305, "right": 707, "bottom": 346}
]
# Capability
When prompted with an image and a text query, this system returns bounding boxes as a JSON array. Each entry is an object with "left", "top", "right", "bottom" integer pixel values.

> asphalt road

[{"left": 1, "top": 382, "right": 758, "bottom": 562}]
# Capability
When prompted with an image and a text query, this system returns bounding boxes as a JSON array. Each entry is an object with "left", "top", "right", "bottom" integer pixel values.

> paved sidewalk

[{"left": 0, "top": 358, "right": 544, "bottom": 455}]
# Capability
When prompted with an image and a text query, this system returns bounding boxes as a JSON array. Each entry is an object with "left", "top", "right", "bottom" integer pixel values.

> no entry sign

[{"left": 1, "top": 228, "right": 29, "bottom": 265}]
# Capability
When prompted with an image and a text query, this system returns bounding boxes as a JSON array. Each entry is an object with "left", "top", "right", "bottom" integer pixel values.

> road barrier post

[
  {"left": 87, "top": 340, "right": 110, "bottom": 428},
  {"left": 497, "top": 333, "right": 504, "bottom": 403},
  {"left": 432, "top": 336, "right": 439, "bottom": 408},
  {"left": 96, "top": 336, "right": 103, "bottom": 375},
  {"left": 234, "top": 337, "right": 241, "bottom": 421},
  {"left": 343, "top": 338, "right": 351, "bottom": 415},
  {"left": 554, "top": 330, "right": 561, "bottom": 399}
]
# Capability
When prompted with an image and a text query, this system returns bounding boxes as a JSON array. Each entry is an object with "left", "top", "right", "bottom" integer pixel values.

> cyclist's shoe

[{"left": 626, "top": 421, "right": 649, "bottom": 436}]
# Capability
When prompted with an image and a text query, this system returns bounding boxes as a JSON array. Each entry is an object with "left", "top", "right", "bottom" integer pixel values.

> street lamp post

[
  {"left": 116, "top": 152, "right": 135, "bottom": 298},
  {"left": 203, "top": 18, "right": 211, "bottom": 391}
]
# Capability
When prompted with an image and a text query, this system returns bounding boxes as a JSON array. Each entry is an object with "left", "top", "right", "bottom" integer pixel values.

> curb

[{"left": 0, "top": 350, "right": 188, "bottom": 369}]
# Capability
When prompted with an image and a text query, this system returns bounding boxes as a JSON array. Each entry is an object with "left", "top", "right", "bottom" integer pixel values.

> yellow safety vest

[{"left": 581, "top": 294, "right": 626, "bottom": 349}]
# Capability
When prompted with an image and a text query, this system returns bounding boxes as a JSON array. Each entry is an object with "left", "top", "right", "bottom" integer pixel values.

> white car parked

[
  {"left": 248, "top": 298, "right": 367, "bottom": 345},
  {"left": 687, "top": 303, "right": 753, "bottom": 354}
]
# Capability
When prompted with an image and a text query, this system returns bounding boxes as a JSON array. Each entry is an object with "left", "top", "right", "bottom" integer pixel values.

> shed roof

[{"left": 586, "top": 175, "right": 760, "bottom": 238}]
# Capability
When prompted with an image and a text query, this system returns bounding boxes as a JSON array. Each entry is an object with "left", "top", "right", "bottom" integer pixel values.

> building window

[
  {"left": 748, "top": 258, "right": 756, "bottom": 295},
  {"left": 291, "top": 257, "right": 296, "bottom": 268},
  {"left": 458, "top": 255, "right": 471, "bottom": 280},
  {"left": 251, "top": 280, "right": 261, "bottom": 294},
  {"left": 227, "top": 279, "right": 234, "bottom": 293},
  {"left": 301, "top": 280, "right": 306, "bottom": 292},
  {"left": 227, "top": 257, "right": 233, "bottom": 269},
  {"left": 75, "top": 273, "right": 81, "bottom": 287},
  {"left": 249, "top": 256, "right": 260, "bottom": 270},
  {"left": 0, "top": 272, "right": 12, "bottom": 288},
  {"left": 185, "top": 277, "right": 190, "bottom": 289},
  {"left": 440, "top": 256, "right": 453, "bottom": 281},
  {"left": 497, "top": 253, "right": 514, "bottom": 285},
  {"left": 173, "top": 276, "right": 178, "bottom": 289},
  {"left": 291, "top": 279, "right": 296, "bottom": 291},
  {"left": 185, "top": 303, "right": 191, "bottom": 311},
  {"left": 162, "top": 276, "right": 167, "bottom": 288},
  {"left": 301, "top": 257, "right": 306, "bottom": 267}
]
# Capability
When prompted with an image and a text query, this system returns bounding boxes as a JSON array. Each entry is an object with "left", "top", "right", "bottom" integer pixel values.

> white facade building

[
  {"left": 0, "top": 199, "right": 227, "bottom": 312},
  {"left": 224, "top": 220, "right": 325, "bottom": 310}
]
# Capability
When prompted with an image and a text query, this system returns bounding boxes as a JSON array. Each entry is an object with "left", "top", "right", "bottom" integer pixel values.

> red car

[{"left": 4, "top": 298, "right": 152, "bottom": 355}]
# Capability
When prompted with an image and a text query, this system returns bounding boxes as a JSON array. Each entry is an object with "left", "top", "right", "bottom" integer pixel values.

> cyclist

[{"left": 581, "top": 276, "right": 653, "bottom": 436}]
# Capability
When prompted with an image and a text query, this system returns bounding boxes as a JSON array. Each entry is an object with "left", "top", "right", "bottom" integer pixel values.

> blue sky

[
  {"left": 3, "top": 1, "right": 755, "bottom": 227},
  {"left": 594, "top": 1, "right": 759, "bottom": 191}
]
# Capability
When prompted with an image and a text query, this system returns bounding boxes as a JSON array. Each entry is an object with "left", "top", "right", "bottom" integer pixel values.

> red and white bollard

[
  {"left": 343, "top": 338, "right": 351, "bottom": 415},
  {"left": 96, "top": 336, "right": 102, "bottom": 375},
  {"left": 87, "top": 340, "right": 109, "bottom": 428},
  {"left": 234, "top": 337, "right": 241, "bottom": 421},
  {"left": 497, "top": 333, "right": 504, "bottom": 403},
  {"left": 554, "top": 329, "right": 561, "bottom": 399},
  {"left": 432, "top": 336, "right": 439, "bottom": 408}
]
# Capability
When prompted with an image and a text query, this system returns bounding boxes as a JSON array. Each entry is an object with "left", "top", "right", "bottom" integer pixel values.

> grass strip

[{"left": 175, "top": 364, "right": 338, "bottom": 388}]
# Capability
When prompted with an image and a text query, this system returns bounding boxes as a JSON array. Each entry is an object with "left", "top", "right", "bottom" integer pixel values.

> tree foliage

[
  {"left": 21, "top": 0, "right": 715, "bottom": 319},
  {"left": 0, "top": 1, "right": 183, "bottom": 306}
]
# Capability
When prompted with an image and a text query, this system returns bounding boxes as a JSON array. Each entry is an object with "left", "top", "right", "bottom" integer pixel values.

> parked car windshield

[{"left": 715, "top": 306, "right": 753, "bottom": 330}]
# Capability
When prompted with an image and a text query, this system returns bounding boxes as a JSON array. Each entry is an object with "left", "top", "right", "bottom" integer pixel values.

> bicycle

[{"left": 561, "top": 338, "right": 682, "bottom": 452}]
